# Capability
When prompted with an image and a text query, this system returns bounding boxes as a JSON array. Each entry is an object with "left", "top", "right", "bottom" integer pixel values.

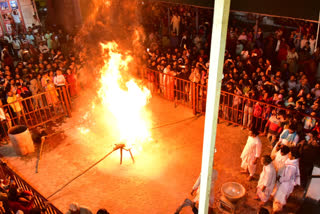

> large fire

[{"left": 97, "top": 42, "right": 151, "bottom": 154}]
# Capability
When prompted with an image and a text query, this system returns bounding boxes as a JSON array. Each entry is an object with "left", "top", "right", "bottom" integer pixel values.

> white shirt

[
  {"left": 4, "top": 35, "right": 13, "bottom": 43},
  {"left": 0, "top": 108, "right": 6, "bottom": 121},
  {"left": 257, "top": 163, "right": 276, "bottom": 192},
  {"left": 241, "top": 136, "right": 262, "bottom": 160},
  {"left": 309, "top": 39, "right": 316, "bottom": 54},
  {"left": 192, "top": 169, "right": 218, "bottom": 207},
  {"left": 11, "top": 13, "right": 20, "bottom": 23},
  {"left": 279, "top": 129, "right": 299, "bottom": 147},
  {"left": 274, "top": 158, "right": 300, "bottom": 205},
  {"left": 275, "top": 40, "right": 281, "bottom": 52},
  {"left": 39, "top": 45, "right": 49, "bottom": 53},
  {"left": 171, "top": 15, "right": 180, "bottom": 26},
  {"left": 54, "top": 75, "right": 66, "bottom": 86},
  {"left": 273, "top": 151, "right": 289, "bottom": 175},
  {"left": 12, "top": 39, "right": 21, "bottom": 49},
  {"left": 26, "top": 34, "right": 35, "bottom": 43},
  {"left": 300, "top": 39, "right": 308, "bottom": 49},
  {"left": 238, "top": 34, "right": 247, "bottom": 41}
]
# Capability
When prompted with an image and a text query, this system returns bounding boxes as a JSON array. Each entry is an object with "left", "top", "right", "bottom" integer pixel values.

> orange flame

[{"left": 98, "top": 42, "right": 151, "bottom": 151}]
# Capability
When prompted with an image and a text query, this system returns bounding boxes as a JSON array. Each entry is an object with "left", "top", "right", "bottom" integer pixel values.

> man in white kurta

[
  {"left": 191, "top": 169, "right": 218, "bottom": 209},
  {"left": 273, "top": 146, "right": 290, "bottom": 176},
  {"left": 256, "top": 155, "right": 276, "bottom": 204},
  {"left": 241, "top": 130, "right": 262, "bottom": 180},
  {"left": 273, "top": 151, "right": 300, "bottom": 212}
]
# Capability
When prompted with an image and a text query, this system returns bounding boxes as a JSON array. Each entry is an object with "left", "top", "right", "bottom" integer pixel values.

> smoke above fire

[
  {"left": 74, "top": 0, "right": 152, "bottom": 158},
  {"left": 75, "top": 0, "right": 145, "bottom": 72}
]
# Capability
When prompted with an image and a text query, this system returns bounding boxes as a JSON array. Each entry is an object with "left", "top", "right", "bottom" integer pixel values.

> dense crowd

[
  {"left": 0, "top": 23, "right": 81, "bottom": 142},
  {"left": 0, "top": 176, "right": 110, "bottom": 214},
  {"left": 141, "top": 3, "right": 320, "bottom": 214},
  {"left": 0, "top": 2, "right": 319, "bottom": 214},
  {"left": 141, "top": 2, "right": 320, "bottom": 138}
]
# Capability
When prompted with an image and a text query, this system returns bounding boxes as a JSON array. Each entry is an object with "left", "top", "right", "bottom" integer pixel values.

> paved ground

[{"left": 0, "top": 95, "right": 305, "bottom": 214}]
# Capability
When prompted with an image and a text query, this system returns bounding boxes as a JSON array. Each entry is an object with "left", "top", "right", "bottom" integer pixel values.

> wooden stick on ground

[{"left": 35, "top": 136, "right": 46, "bottom": 173}]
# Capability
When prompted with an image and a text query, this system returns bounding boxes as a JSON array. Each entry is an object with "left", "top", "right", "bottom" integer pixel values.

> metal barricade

[
  {"left": 144, "top": 68, "right": 320, "bottom": 131},
  {"left": 0, "top": 86, "right": 71, "bottom": 137},
  {"left": 0, "top": 161, "right": 62, "bottom": 214},
  {"left": 219, "top": 91, "right": 320, "bottom": 132},
  {"left": 145, "top": 68, "right": 193, "bottom": 109}
]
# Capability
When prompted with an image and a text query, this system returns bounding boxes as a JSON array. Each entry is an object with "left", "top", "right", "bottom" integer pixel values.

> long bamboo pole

[{"left": 315, "top": 10, "right": 320, "bottom": 51}]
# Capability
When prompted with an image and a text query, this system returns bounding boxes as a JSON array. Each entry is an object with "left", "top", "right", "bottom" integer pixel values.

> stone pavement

[{"left": 0, "top": 95, "right": 305, "bottom": 214}]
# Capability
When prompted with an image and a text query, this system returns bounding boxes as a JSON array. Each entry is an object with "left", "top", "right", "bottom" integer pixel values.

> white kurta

[
  {"left": 274, "top": 158, "right": 300, "bottom": 205},
  {"left": 257, "top": 163, "right": 276, "bottom": 202},
  {"left": 192, "top": 169, "right": 218, "bottom": 208},
  {"left": 241, "top": 136, "right": 262, "bottom": 176},
  {"left": 273, "top": 150, "right": 289, "bottom": 176}
]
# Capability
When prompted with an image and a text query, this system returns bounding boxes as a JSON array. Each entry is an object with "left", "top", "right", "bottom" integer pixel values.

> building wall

[
  {"left": 19, "top": 0, "right": 36, "bottom": 28},
  {"left": 0, "top": 0, "right": 37, "bottom": 35},
  {"left": 47, "top": 0, "right": 82, "bottom": 31}
]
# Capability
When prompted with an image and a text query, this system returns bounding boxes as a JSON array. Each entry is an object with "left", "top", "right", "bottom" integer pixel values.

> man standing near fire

[
  {"left": 240, "top": 129, "right": 262, "bottom": 181},
  {"left": 190, "top": 168, "right": 218, "bottom": 214}
]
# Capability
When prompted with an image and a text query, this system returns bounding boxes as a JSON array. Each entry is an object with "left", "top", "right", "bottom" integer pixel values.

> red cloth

[
  {"left": 66, "top": 73, "right": 78, "bottom": 97},
  {"left": 265, "top": 119, "right": 283, "bottom": 135},
  {"left": 8, "top": 191, "right": 34, "bottom": 214}
]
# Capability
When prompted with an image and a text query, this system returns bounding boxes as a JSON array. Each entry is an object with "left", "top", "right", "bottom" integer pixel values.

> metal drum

[{"left": 8, "top": 125, "right": 35, "bottom": 156}]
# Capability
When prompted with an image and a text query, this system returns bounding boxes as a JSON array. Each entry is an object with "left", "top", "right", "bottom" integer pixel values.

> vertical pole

[
  {"left": 192, "top": 82, "right": 196, "bottom": 115},
  {"left": 62, "top": 86, "right": 72, "bottom": 117},
  {"left": 315, "top": 10, "right": 320, "bottom": 51},
  {"left": 32, "top": 0, "right": 40, "bottom": 22},
  {"left": 72, "top": 0, "right": 83, "bottom": 25},
  {"left": 196, "top": 8, "right": 199, "bottom": 33},
  {"left": 198, "top": 0, "right": 231, "bottom": 213},
  {"left": 254, "top": 15, "right": 259, "bottom": 40},
  {"left": 120, "top": 148, "right": 123, "bottom": 165},
  {"left": 168, "top": 7, "right": 170, "bottom": 35}
]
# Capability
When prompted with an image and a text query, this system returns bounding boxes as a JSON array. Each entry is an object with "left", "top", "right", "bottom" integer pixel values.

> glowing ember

[
  {"left": 98, "top": 42, "right": 151, "bottom": 152},
  {"left": 78, "top": 127, "right": 90, "bottom": 135}
]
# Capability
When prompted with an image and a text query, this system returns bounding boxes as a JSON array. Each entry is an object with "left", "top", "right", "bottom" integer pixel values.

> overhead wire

[{"left": 45, "top": 114, "right": 201, "bottom": 200}]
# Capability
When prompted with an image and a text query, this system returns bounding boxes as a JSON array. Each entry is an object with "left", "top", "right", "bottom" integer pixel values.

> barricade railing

[
  {"left": 219, "top": 90, "right": 320, "bottom": 132},
  {"left": 144, "top": 68, "right": 320, "bottom": 132},
  {"left": 0, "top": 160, "right": 62, "bottom": 214},
  {"left": 0, "top": 85, "right": 72, "bottom": 138},
  {"left": 145, "top": 68, "right": 194, "bottom": 109}
]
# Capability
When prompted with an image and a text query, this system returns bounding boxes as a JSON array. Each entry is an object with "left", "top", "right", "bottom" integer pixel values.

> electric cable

[{"left": 45, "top": 114, "right": 201, "bottom": 200}]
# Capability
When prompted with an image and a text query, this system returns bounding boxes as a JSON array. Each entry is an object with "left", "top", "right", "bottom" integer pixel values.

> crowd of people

[
  {"left": 0, "top": 23, "right": 81, "bottom": 142},
  {"left": 141, "top": 2, "right": 320, "bottom": 214},
  {"left": 0, "top": 2, "right": 318, "bottom": 214},
  {"left": 0, "top": 175, "right": 110, "bottom": 214},
  {"left": 240, "top": 126, "right": 319, "bottom": 213}
]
